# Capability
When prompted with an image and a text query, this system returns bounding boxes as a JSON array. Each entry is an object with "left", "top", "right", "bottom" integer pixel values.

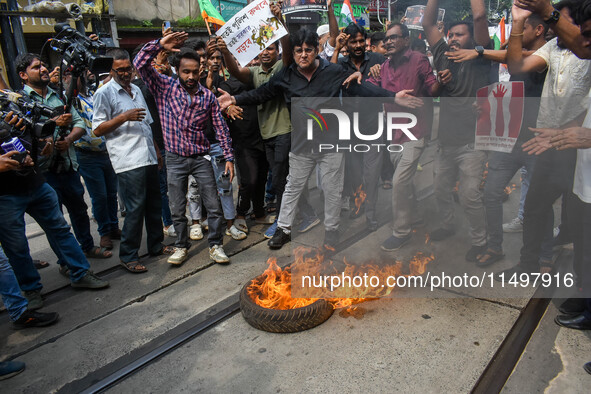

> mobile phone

[{"left": 163, "top": 21, "right": 171, "bottom": 29}]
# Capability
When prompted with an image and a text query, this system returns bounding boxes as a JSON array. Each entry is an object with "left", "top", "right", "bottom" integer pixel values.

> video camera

[
  {"left": 50, "top": 23, "right": 113, "bottom": 75},
  {"left": 0, "top": 90, "right": 59, "bottom": 140}
]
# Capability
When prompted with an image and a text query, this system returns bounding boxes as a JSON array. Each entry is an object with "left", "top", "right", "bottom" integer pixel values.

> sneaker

[
  {"left": 226, "top": 225, "right": 247, "bottom": 240},
  {"left": 381, "top": 235, "right": 411, "bottom": 252},
  {"left": 234, "top": 218, "right": 249, "bottom": 233},
  {"left": 324, "top": 230, "right": 339, "bottom": 250},
  {"left": 465, "top": 244, "right": 488, "bottom": 262},
  {"left": 502, "top": 217, "right": 523, "bottom": 233},
  {"left": 264, "top": 220, "right": 278, "bottom": 239},
  {"left": 0, "top": 360, "right": 25, "bottom": 380},
  {"left": 255, "top": 214, "right": 276, "bottom": 225},
  {"left": 209, "top": 245, "right": 230, "bottom": 264},
  {"left": 297, "top": 216, "right": 321, "bottom": 233},
  {"left": 268, "top": 228, "right": 291, "bottom": 250},
  {"left": 190, "top": 224, "right": 204, "bottom": 240},
  {"left": 430, "top": 228, "right": 455, "bottom": 241},
  {"left": 163, "top": 225, "right": 176, "bottom": 237},
  {"left": 24, "top": 290, "right": 43, "bottom": 310},
  {"left": 71, "top": 271, "right": 110, "bottom": 289},
  {"left": 167, "top": 247, "right": 188, "bottom": 265},
  {"left": 13, "top": 309, "right": 59, "bottom": 329}
]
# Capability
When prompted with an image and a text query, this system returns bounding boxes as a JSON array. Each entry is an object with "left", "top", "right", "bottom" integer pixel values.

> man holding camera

[
  {"left": 16, "top": 53, "right": 113, "bottom": 265},
  {"left": 0, "top": 99, "right": 109, "bottom": 310}
]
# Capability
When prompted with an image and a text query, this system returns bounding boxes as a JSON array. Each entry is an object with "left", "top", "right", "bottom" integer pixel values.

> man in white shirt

[{"left": 93, "top": 49, "right": 168, "bottom": 273}]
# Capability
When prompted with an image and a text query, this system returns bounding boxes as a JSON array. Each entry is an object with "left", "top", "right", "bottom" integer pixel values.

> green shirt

[
  {"left": 22, "top": 85, "right": 85, "bottom": 172},
  {"left": 248, "top": 59, "right": 291, "bottom": 140}
]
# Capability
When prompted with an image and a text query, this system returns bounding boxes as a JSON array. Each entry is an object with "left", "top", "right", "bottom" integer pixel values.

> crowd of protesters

[{"left": 2, "top": 0, "right": 591, "bottom": 379}]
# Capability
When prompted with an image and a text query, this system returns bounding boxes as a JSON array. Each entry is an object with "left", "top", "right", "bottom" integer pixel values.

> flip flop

[
  {"left": 84, "top": 246, "right": 113, "bottom": 259},
  {"left": 120, "top": 261, "right": 147, "bottom": 273},
  {"left": 33, "top": 259, "right": 50, "bottom": 269},
  {"left": 476, "top": 250, "right": 505, "bottom": 267}
]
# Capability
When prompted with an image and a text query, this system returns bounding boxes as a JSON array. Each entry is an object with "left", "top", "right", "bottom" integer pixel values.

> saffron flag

[
  {"left": 493, "top": 17, "right": 507, "bottom": 50},
  {"left": 340, "top": 0, "right": 355, "bottom": 26},
  {"left": 197, "top": 0, "right": 225, "bottom": 26}
]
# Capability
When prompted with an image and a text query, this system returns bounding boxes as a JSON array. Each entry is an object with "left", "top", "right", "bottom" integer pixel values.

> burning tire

[{"left": 240, "top": 283, "right": 334, "bottom": 333}]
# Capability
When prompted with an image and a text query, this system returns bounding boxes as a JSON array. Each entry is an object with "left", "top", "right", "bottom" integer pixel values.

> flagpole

[{"left": 205, "top": 19, "right": 213, "bottom": 35}]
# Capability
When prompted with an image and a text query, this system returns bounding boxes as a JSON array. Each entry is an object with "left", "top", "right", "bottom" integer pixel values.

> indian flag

[
  {"left": 197, "top": 0, "right": 225, "bottom": 27},
  {"left": 340, "top": 0, "right": 355, "bottom": 26},
  {"left": 493, "top": 17, "right": 507, "bottom": 50}
]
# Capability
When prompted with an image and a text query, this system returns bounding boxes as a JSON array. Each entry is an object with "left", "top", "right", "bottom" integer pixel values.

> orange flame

[
  {"left": 246, "top": 247, "right": 435, "bottom": 311},
  {"left": 353, "top": 185, "right": 367, "bottom": 215},
  {"left": 504, "top": 183, "right": 517, "bottom": 195}
]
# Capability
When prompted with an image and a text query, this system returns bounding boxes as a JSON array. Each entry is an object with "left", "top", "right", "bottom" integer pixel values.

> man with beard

[
  {"left": 331, "top": 23, "right": 387, "bottom": 230},
  {"left": 422, "top": 0, "right": 493, "bottom": 262},
  {"left": 367, "top": 22, "right": 443, "bottom": 251},
  {"left": 134, "top": 32, "right": 234, "bottom": 266},
  {"left": 93, "top": 49, "right": 168, "bottom": 273}
]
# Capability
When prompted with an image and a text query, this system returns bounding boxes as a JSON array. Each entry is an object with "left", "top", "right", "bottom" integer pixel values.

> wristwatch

[
  {"left": 475, "top": 46, "right": 485, "bottom": 57},
  {"left": 544, "top": 9, "right": 560, "bottom": 25}
]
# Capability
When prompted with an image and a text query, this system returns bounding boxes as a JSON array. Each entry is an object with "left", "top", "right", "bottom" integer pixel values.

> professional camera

[
  {"left": 50, "top": 23, "right": 113, "bottom": 74},
  {"left": 0, "top": 90, "right": 59, "bottom": 140}
]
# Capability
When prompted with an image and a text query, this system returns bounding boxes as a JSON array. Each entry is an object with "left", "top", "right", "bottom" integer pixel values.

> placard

[
  {"left": 404, "top": 5, "right": 445, "bottom": 30},
  {"left": 217, "top": 0, "right": 288, "bottom": 67},
  {"left": 282, "top": 0, "right": 327, "bottom": 15}
]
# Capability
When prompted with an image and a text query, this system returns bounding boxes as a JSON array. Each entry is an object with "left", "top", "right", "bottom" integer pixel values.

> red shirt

[{"left": 368, "top": 49, "right": 437, "bottom": 144}]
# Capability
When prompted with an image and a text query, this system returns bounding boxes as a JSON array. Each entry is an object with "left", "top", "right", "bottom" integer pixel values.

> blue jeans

[
  {"left": 166, "top": 152, "right": 223, "bottom": 248},
  {"left": 0, "top": 183, "right": 89, "bottom": 291},
  {"left": 209, "top": 143, "right": 236, "bottom": 220},
  {"left": 159, "top": 151, "right": 173, "bottom": 227},
  {"left": 117, "top": 165, "right": 164, "bottom": 262},
  {"left": 0, "top": 246, "right": 27, "bottom": 321},
  {"left": 76, "top": 150, "right": 119, "bottom": 236},
  {"left": 44, "top": 169, "right": 94, "bottom": 252}
]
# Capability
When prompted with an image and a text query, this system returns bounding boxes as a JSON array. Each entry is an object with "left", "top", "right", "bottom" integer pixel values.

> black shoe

[
  {"left": 465, "top": 244, "right": 487, "bottom": 262},
  {"left": 367, "top": 220, "right": 378, "bottom": 233},
  {"left": 584, "top": 362, "right": 591, "bottom": 375},
  {"left": 71, "top": 271, "right": 110, "bottom": 289},
  {"left": 324, "top": 230, "right": 339, "bottom": 250},
  {"left": 13, "top": 309, "right": 59, "bottom": 329},
  {"left": 430, "top": 228, "right": 455, "bottom": 241},
  {"left": 554, "top": 313, "right": 591, "bottom": 330},
  {"left": 558, "top": 297, "right": 586, "bottom": 315},
  {"left": 268, "top": 228, "right": 290, "bottom": 250},
  {"left": 381, "top": 235, "right": 411, "bottom": 252},
  {"left": 0, "top": 360, "right": 25, "bottom": 380}
]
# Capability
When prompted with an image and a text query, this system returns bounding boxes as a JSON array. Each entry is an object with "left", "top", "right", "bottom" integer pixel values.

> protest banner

[
  {"left": 475, "top": 82, "right": 525, "bottom": 153},
  {"left": 217, "top": 0, "right": 288, "bottom": 67},
  {"left": 404, "top": 5, "right": 445, "bottom": 30},
  {"left": 282, "top": 0, "right": 327, "bottom": 15}
]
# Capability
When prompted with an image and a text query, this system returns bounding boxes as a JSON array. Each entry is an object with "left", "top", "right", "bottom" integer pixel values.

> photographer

[
  {"left": 16, "top": 53, "right": 113, "bottom": 262},
  {"left": 0, "top": 108, "right": 109, "bottom": 310}
]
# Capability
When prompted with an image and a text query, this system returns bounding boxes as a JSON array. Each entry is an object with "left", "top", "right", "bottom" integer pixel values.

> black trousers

[{"left": 236, "top": 146, "right": 268, "bottom": 218}]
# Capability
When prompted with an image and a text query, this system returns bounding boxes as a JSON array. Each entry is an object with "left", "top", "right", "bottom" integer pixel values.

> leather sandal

[
  {"left": 120, "top": 260, "right": 147, "bottom": 273},
  {"left": 84, "top": 246, "right": 113, "bottom": 259}
]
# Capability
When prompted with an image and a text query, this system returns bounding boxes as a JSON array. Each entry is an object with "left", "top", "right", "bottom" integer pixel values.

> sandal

[
  {"left": 234, "top": 218, "right": 248, "bottom": 234},
  {"left": 33, "top": 259, "right": 50, "bottom": 269},
  {"left": 84, "top": 246, "right": 113, "bottom": 259},
  {"left": 151, "top": 245, "right": 176, "bottom": 256},
  {"left": 476, "top": 249, "right": 505, "bottom": 267},
  {"left": 120, "top": 260, "right": 147, "bottom": 273},
  {"left": 539, "top": 259, "right": 554, "bottom": 274}
]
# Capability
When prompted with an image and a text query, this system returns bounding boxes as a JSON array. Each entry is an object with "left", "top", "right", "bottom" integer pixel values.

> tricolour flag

[
  {"left": 197, "top": 0, "right": 225, "bottom": 27},
  {"left": 493, "top": 17, "right": 506, "bottom": 50},
  {"left": 340, "top": 0, "right": 355, "bottom": 26}
]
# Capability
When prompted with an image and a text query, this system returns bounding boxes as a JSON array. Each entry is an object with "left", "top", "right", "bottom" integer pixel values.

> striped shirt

[{"left": 134, "top": 40, "right": 233, "bottom": 161}]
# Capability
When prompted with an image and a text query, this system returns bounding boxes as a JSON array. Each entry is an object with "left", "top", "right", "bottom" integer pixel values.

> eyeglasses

[
  {"left": 294, "top": 47, "right": 315, "bottom": 55},
  {"left": 384, "top": 34, "right": 405, "bottom": 42},
  {"left": 112, "top": 67, "right": 133, "bottom": 75}
]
